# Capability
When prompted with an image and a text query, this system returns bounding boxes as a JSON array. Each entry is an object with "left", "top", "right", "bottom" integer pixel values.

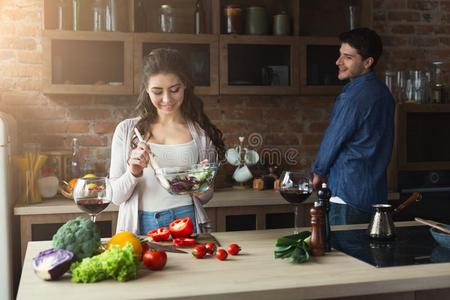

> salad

[{"left": 155, "top": 163, "right": 219, "bottom": 195}]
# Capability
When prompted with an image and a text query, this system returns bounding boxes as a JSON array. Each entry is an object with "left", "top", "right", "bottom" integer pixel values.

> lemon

[
  {"left": 83, "top": 173, "right": 97, "bottom": 179},
  {"left": 87, "top": 183, "right": 97, "bottom": 190}
]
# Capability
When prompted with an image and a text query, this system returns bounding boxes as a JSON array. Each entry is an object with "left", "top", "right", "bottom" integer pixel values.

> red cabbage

[{"left": 32, "top": 248, "right": 74, "bottom": 281}]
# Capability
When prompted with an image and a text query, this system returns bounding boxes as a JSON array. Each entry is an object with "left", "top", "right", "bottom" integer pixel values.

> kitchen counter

[
  {"left": 17, "top": 222, "right": 450, "bottom": 300},
  {"left": 14, "top": 189, "right": 400, "bottom": 262}
]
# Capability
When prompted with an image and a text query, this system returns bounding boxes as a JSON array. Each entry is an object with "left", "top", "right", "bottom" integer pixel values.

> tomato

[
  {"left": 215, "top": 248, "right": 228, "bottom": 260},
  {"left": 147, "top": 227, "right": 170, "bottom": 242},
  {"left": 227, "top": 243, "right": 241, "bottom": 255},
  {"left": 169, "top": 217, "right": 194, "bottom": 238},
  {"left": 205, "top": 242, "right": 216, "bottom": 255},
  {"left": 143, "top": 250, "right": 167, "bottom": 271},
  {"left": 192, "top": 245, "right": 207, "bottom": 259},
  {"left": 172, "top": 237, "right": 197, "bottom": 247}
]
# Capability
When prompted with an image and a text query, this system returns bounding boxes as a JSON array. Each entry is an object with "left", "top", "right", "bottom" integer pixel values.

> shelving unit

[{"left": 41, "top": 0, "right": 373, "bottom": 96}]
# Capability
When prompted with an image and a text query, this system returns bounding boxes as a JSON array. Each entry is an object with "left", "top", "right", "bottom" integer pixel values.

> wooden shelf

[
  {"left": 43, "top": 30, "right": 133, "bottom": 95},
  {"left": 133, "top": 33, "right": 219, "bottom": 95}
]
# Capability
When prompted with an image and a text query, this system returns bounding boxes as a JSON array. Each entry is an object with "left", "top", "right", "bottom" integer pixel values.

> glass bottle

[
  {"left": 160, "top": 4, "right": 174, "bottom": 33},
  {"left": 69, "top": 138, "right": 81, "bottom": 179},
  {"left": 72, "top": 0, "right": 80, "bottom": 31},
  {"left": 92, "top": 0, "right": 106, "bottom": 32},
  {"left": 56, "top": 0, "right": 69, "bottom": 30},
  {"left": 194, "top": 0, "right": 205, "bottom": 34}
]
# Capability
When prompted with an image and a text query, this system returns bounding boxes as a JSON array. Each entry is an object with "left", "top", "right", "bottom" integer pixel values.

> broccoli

[{"left": 52, "top": 217, "right": 101, "bottom": 261}]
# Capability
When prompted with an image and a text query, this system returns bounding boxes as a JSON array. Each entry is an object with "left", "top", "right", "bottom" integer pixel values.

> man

[{"left": 312, "top": 28, "right": 395, "bottom": 225}]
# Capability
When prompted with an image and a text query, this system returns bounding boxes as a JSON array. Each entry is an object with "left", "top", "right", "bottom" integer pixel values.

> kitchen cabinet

[
  {"left": 43, "top": 30, "right": 134, "bottom": 95},
  {"left": 41, "top": 0, "right": 373, "bottom": 96},
  {"left": 133, "top": 33, "right": 219, "bottom": 95}
]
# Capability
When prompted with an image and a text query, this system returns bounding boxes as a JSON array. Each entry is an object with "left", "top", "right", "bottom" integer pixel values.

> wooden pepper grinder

[
  {"left": 317, "top": 183, "right": 332, "bottom": 252},
  {"left": 310, "top": 201, "right": 325, "bottom": 256}
]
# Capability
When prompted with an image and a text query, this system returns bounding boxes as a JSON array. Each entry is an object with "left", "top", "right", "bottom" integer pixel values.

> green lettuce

[{"left": 70, "top": 243, "right": 139, "bottom": 283}]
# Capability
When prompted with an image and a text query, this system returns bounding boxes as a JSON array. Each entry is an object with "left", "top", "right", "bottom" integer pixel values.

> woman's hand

[{"left": 128, "top": 141, "right": 151, "bottom": 177}]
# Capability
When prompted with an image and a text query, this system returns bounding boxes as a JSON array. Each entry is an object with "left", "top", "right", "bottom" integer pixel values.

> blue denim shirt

[{"left": 312, "top": 71, "right": 395, "bottom": 213}]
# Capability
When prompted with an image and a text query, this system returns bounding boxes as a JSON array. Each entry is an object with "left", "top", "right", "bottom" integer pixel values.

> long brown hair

[{"left": 132, "top": 48, "right": 225, "bottom": 160}]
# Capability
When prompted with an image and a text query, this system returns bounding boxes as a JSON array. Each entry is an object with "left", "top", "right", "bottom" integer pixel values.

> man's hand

[{"left": 313, "top": 173, "right": 327, "bottom": 190}]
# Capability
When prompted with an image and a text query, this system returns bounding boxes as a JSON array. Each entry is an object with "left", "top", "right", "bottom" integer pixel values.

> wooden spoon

[{"left": 415, "top": 217, "right": 450, "bottom": 234}]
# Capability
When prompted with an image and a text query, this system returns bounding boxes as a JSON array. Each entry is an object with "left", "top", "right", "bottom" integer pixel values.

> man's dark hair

[{"left": 339, "top": 28, "right": 383, "bottom": 69}]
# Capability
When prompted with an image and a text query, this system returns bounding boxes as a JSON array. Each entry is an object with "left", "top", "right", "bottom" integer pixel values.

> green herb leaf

[{"left": 274, "top": 231, "right": 311, "bottom": 264}]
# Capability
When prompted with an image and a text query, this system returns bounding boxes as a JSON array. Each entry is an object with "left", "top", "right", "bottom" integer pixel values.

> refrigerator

[{"left": 0, "top": 112, "right": 18, "bottom": 300}]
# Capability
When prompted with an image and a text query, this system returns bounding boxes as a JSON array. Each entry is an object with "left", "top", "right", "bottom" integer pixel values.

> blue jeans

[
  {"left": 329, "top": 202, "right": 372, "bottom": 225},
  {"left": 139, "top": 205, "right": 195, "bottom": 235}
]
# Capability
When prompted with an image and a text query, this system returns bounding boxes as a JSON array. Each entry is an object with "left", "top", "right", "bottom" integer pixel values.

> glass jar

[
  {"left": 224, "top": 4, "right": 243, "bottom": 34},
  {"left": 160, "top": 4, "right": 174, "bottom": 33},
  {"left": 72, "top": 0, "right": 80, "bottom": 31},
  {"left": 92, "top": 0, "right": 106, "bottom": 32},
  {"left": 56, "top": 0, "right": 70, "bottom": 30}
]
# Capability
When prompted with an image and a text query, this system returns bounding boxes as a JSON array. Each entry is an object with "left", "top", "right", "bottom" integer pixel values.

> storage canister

[
  {"left": 224, "top": 4, "right": 243, "bottom": 34},
  {"left": 273, "top": 11, "right": 290, "bottom": 36},
  {"left": 245, "top": 6, "right": 268, "bottom": 35}
]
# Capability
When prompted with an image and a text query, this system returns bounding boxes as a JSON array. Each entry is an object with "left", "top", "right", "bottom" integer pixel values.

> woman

[{"left": 110, "top": 48, "right": 225, "bottom": 235}]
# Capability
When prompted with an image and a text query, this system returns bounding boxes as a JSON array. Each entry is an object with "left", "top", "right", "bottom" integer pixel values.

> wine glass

[
  {"left": 73, "top": 177, "right": 112, "bottom": 222},
  {"left": 279, "top": 171, "right": 313, "bottom": 234}
]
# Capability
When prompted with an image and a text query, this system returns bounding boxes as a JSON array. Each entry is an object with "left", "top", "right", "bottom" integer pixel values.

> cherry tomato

[
  {"left": 169, "top": 217, "right": 194, "bottom": 238},
  {"left": 227, "top": 243, "right": 241, "bottom": 255},
  {"left": 147, "top": 227, "right": 170, "bottom": 242},
  {"left": 215, "top": 248, "right": 228, "bottom": 261},
  {"left": 143, "top": 250, "right": 167, "bottom": 271},
  {"left": 205, "top": 242, "right": 216, "bottom": 255},
  {"left": 172, "top": 237, "right": 197, "bottom": 247},
  {"left": 192, "top": 245, "right": 207, "bottom": 259},
  {"left": 141, "top": 241, "right": 149, "bottom": 259}
]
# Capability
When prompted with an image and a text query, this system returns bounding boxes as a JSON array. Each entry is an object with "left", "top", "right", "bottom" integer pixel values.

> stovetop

[{"left": 331, "top": 225, "right": 450, "bottom": 268}]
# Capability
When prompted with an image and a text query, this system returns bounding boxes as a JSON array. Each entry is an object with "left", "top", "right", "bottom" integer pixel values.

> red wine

[
  {"left": 280, "top": 189, "right": 311, "bottom": 204},
  {"left": 76, "top": 198, "right": 109, "bottom": 215}
]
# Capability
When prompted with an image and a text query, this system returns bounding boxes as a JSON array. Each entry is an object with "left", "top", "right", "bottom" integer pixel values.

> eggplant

[{"left": 32, "top": 248, "right": 74, "bottom": 281}]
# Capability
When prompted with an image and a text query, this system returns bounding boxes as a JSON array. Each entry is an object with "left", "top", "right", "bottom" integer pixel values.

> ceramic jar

[
  {"left": 273, "top": 12, "right": 291, "bottom": 36},
  {"left": 245, "top": 6, "right": 268, "bottom": 35}
]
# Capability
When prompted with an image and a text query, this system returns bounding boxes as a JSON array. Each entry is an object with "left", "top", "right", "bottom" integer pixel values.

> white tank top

[{"left": 138, "top": 140, "right": 198, "bottom": 212}]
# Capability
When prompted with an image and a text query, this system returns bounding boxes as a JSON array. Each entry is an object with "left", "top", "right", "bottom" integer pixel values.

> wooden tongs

[{"left": 415, "top": 217, "right": 450, "bottom": 234}]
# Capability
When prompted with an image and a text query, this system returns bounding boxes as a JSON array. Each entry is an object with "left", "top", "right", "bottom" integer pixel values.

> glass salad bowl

[{"left": 154, "top": 162, "right": 220, "bottom": 195}]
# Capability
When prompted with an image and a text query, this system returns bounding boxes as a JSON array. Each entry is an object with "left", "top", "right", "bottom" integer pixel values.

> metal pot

[{"left": 368, "top": 192, "right": 422, "bottom": 239}]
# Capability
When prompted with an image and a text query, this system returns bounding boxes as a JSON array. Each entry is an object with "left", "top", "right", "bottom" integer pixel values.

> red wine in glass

[
  {"left": 76, "top": 198, "right": 110, "bottom": 215},
  {"left": 280, "top": 189, "right": 312, "bottom": 204},
  {"left": 279, "top": 171, "right": 313, "bottom": 234}
]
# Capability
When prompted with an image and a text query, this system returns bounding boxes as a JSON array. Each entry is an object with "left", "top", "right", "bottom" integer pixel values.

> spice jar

[
  {"left": 224, "top": 4, "right": 243, "bottom": 34},
  {"left": 253, "top": 178, "right": 264, "bottom": 190},
  {"left": 160, "top": 4, "right": 174, "bottom": 33}
]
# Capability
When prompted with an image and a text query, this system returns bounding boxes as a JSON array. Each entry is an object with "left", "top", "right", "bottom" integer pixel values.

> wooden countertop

[
  {"left": 14, "top": 189, "right": 400, "bottom": 216},
  {"left": 17, "top": 222, "right": 449, "bottom": 300}
]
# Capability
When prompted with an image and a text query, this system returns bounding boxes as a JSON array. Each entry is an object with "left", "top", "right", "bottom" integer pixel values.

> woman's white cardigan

[{"left": 109, "top": 117, "right": 217, "bottom": 234}]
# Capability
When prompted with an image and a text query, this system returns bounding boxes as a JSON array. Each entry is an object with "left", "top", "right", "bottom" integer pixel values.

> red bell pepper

[
  {"left": 169, "top": 217, "right": 194, "bottom": 238},
  {"left": 147, "top": 227, "right": 171, "bottom": 242},
  {"left": 172, "top": 237, "right": 197, "bottom": 247}
]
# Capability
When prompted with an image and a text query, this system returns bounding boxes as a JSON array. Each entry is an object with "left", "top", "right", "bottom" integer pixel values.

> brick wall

[{"left": 0, "top": 0, "right": 449, "bottom": 176}]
